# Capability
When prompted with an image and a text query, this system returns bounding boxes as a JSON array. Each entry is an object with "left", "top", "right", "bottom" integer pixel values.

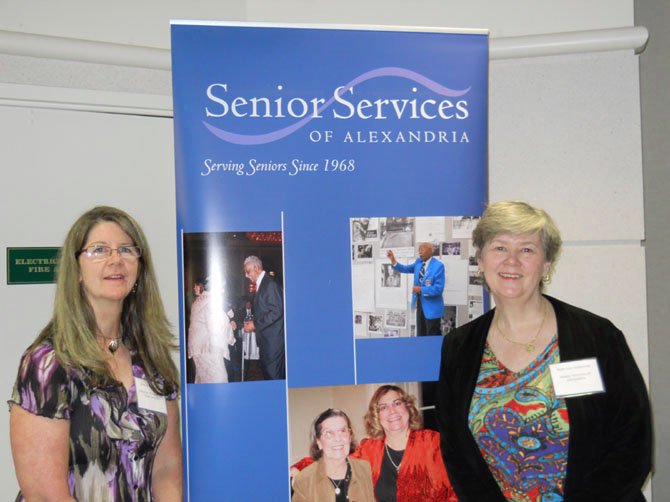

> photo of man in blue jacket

[{"left": 387, "top": 242, "right": 445, "bottom": 336}]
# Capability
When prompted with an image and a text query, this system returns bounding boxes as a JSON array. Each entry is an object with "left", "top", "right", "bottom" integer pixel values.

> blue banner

[{"left": 172, "top": 22, "right": 488, "bottom": 500}]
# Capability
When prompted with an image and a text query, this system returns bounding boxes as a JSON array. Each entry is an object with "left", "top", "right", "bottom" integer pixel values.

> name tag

[
  {"left": 135, "top": 377, "right": 168, "bottom": 414},
  {"left": 549, "top": 358, "right": 605, "bottom": 398}
]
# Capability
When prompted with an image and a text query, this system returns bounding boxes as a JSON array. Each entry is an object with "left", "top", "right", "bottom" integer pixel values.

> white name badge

[
  {"left": 549, "top": 358, "right": 605, "bottom": 398},
  {"left": 135, "top": 377, "right": 168, "bottom": 414}
]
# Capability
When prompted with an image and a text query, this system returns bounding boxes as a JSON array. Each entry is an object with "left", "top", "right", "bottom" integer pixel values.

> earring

[
  {"left": 131, "top": 282, "right": 138, "bottom": 294},
  {"left": 542, "top": 274, "right": 551, "bottom": 284}
]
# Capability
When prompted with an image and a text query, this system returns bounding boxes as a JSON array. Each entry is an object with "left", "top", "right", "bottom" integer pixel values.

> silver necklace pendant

[
  {"left": 384, "top": 443, "right": 402, "bottom": 472},
  {"left": 334, "top": 487, "right": 341, "bottom": 495},
  {"left": 108, "top": 339, "right": 120, "bottom": 353}
]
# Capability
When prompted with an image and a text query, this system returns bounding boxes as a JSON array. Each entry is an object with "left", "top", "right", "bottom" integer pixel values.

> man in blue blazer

[{"left": 387, "top": 242, "right": 445, "bottom": 336}]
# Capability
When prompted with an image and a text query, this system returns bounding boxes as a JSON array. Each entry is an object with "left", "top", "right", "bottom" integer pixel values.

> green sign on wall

[{"left": 7, "top": 247, "right": 60, "bottom": 285}]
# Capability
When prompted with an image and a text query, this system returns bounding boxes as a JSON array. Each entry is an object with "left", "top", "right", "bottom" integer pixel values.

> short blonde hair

[
  {"left": 473, "top": 200, "right": 562, "bottom": 284},
  {"left": 363, "top": 385, "right": 423, "bottom": 439}
]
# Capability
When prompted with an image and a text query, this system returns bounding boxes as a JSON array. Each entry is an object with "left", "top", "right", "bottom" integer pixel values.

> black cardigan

[{"left": 436, "top": 295, "right": 651, "bottom": 501}]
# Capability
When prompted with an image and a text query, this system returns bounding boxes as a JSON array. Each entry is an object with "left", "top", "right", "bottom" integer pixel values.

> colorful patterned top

[
  {"left": 9, "top": 341, "right": 176, "bottom": 502},
  {"left": 468, "top": 336, "right": 569, "bottom": 502}
]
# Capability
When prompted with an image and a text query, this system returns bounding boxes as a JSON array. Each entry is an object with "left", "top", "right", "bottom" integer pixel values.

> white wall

[
  {"left": 635, "top": 1, "right": 670, "bottom": 500},
  {"left": 0, "top": 0, "right": 631, "bottom": 47},
  {"left": 0, "top": 107, "right": 178, "bottom": 498},
  {"left": 490, "top": 50, "right": 648, "bottom": 379},
  {"left": 1, "top": 1, "right": 650, "bottom": 499}
]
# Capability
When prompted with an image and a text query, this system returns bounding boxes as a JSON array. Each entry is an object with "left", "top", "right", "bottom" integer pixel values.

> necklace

[
  {"left": 99, "top": 335, "right": 123, "bottom": 354},
  {"left": 496, "top": 300, "right": 547, "bottom": 353},
  {"left": 328, "top": 460, "right": 351, "bottom": 496},
  {"left": 329, "top": 477, "right": 343, "bottom": 496},
  {"left": 384, "top": 443, "right": 403, "bottom": 473}
]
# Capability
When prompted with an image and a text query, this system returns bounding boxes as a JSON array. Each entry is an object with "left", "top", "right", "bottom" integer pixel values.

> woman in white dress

[{"left": 188, "top": 277, "right": 236, "bottom": 383}]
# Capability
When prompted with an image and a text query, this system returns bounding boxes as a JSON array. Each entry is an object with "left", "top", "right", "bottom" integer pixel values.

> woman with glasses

[
  {"left": 293, "top": 385, "right": 457, "bottom": 501},
  {"left": 9, "top": 206, "right": 182, "bottom": 501},
  {"left": 293, "top": 408, "right": 374, "bottom": 502}
]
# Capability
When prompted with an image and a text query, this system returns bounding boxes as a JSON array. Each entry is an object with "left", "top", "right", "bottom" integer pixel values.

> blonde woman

[
  {"left": 9, "top": 206, "right": 182, "bottom": 501},
  {"left": 437, "top": 200, "right": 651, "bottom": 501}
]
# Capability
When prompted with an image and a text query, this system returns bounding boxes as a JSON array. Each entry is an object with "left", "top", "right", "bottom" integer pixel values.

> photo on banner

[
  {"left": 350, "top": 215, "right": 481, "bottom": 339},
  {"left": 288, "top": 381, "right": 440, "bottom": 466},
  {"left": 182, "top": 230, "right": 284, "bottom": 384}
]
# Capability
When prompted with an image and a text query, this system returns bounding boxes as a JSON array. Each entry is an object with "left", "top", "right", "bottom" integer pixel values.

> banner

[{"left": 171, "top": 21, "right": 488, "bottom": 500}]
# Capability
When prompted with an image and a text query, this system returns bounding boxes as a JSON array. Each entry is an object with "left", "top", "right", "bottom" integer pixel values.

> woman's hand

[{"left": 289, "top": 466, "right": 300, "bottom": 486}]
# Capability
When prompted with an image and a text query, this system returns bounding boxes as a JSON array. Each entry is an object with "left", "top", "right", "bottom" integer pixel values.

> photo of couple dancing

[{"left": 184, "top": 232, "right": 285, "bottom": 383}]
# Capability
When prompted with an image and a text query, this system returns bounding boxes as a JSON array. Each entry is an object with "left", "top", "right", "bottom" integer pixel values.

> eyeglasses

[
  {"left": 320, "top": 427, "right": 351, "bottom": 440},
  {"left": 377, "top": 399, "right": 406, "bottom": 415},
  {"left": 78, "top": 245, "right": 142, "bottom": 262}
]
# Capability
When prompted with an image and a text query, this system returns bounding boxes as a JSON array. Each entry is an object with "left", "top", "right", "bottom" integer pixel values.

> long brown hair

[{"left": 32, "top": 206, "right": 179, "bottom": 395}]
